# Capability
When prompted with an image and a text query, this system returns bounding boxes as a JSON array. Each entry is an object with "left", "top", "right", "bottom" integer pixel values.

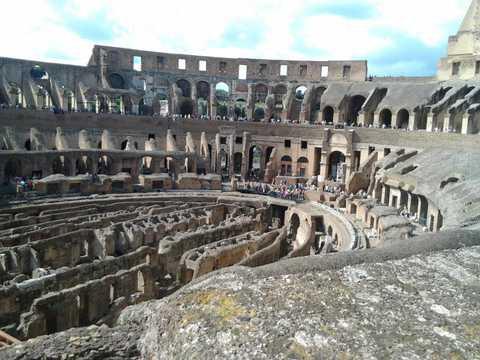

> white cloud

[{"left": 0, "top": 0, "right": 473, "bottom": 73}]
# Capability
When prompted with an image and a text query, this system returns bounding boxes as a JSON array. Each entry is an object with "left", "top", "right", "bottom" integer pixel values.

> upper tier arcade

[{"left": 89, "top": 45, "right": 368, "bottom": 83}]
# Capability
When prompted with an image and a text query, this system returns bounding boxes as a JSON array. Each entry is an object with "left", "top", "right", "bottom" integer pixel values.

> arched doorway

[
  {"left": 176, "top": 79, "right": 192, "bottom": 98},
  {"left": 253, "top": 107, "right": 265, "bottom": 121},
  {"left": 311, "top": 87, "right": 327, "bottom": 123},
  {"left": 52, "top": 156, "right": 69, "bottom": 175},
  {"left": 4, "top": 159, "right": 22, "bottom": 182},
  {"left": 323, "top": 106, "right": 334, "bottom": 123},
  {"left": 254, "top": 84, "right": 268, "bottom": 104},
  {"left": 216, "top": 82, "right": 230, "bottom": 119},
  {"left": 98, "top": 155, "right": 115, "bottom": 175},
  {"left": 177, "top": 80, "right": 193, "bottom": 116},
  {"left": 141, "top": 156, "right": 153, "bottom": 175},
  {"left": 328, "top": 151, "right": 346, "bottom": 182},
  {"left": 248, "top": 146, "right": 262, "bottom": 179},
  {"left": 196, "top": 81, "right": 210, "bottom": 116},
  {"left": 280, "top": 155, "right": 293, "bottom": 176},
  {"left": 234, "top": 99, "right": 246, "bottom": 120},
  {"left": 347, "top": 95, "right": 366, "bottom": 126},
  {"left": 219, "top": 150, "right": 229, "bottom": 177},
  {"left": 379, "top": 109, "right": 392, "bottom": 128},
  {"left": 76, "top": 156, "right": 93, "bottom": 175},
  {"left": 397, "top": 109, "right": 410, "bottom": 129},
  {"left": 290, "top": 86, "right": 307, "bottom": 121},
  {"left": 297, "top": 157, "right": 309, "bottom": 177}
]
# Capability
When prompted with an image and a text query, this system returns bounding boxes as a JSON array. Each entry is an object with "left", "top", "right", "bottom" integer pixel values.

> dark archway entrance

[
  {"left": 328, "top": 151, "right": 346, "bottom": 182},
  {"left": 379, "top": 109, "right": 392, "bottom": 128},
  {"left": 347, "top": 95, "right": 366, "bottom": 126},
  {"left": 397, "top": 109, "right": 409, "bottom": 129},
  {"left": 323, "top": 106, "right": 334, "bottom": 123}
]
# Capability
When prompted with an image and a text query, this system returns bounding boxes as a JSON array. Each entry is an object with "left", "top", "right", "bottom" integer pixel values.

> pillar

[
  {"left": 426, "top": 113, "right": 434, "bottom": 132},
  {"left": 381, "top": 185, "right": 388, "bottom": 205},
  {"left": 246, "top": 84, "right": 254, "bottom": 120},
  {"left": 407, "top": 192, "right": 413, "bottom": 214},
  {"left": 461, "top": 113, "right": 471, "bottom": 134},
  {"left": 373, "top": 113, "right": 380, "bottom": 127},
  {"left": 358, "top": 112, "right": 366, "bottom": 127},
  {"left": 319, "top": 150, "right": 329, "bottom": 182},
  {"left": 191, "top": 83, "right": 197, "bottom": 117},
  {"left": 240, "top": 132, "right": 249, "bottom": 180},
  {"left": 443, "top": 114, "right": 452, "bottom": 132},
  {"left": 332, "top": 111, "right": 341, "bottom": 125},
  {"left": 228, "top": 135, "right": 235, "bottom": 178},
  {"left": 409, "top": 114, "right": 417, "bottom": 131},
  {"left": 209, "top": 83, "right": 216, "bottom": 118},
  {"left": 391, "top": 114, "right": 398, "bottom": 129}
]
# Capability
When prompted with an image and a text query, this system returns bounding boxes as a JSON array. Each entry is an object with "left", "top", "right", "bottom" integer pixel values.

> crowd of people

[{"left": 238, "top": 180, "right": 313, "bottom": 202}]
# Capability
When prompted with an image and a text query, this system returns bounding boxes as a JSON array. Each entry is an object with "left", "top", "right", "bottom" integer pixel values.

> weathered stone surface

[
  {"left": 130, "top": 246, "right": 480, "bottom": 359},
  {"left": 3, "top": 242, "right": 479, "bottom": 359},
  {"left": 0, "top": 325, "right": 141, "bottom": 360}
]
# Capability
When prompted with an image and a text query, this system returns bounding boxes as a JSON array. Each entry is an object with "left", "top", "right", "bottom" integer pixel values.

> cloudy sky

[{"left": 0, "top": 0, "right": 471, "bottom": 76}]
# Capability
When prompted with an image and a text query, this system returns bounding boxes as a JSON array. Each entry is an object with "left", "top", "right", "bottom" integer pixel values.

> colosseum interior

[{"left": 1, "top": 1, "right": 480, "bottom": 359}]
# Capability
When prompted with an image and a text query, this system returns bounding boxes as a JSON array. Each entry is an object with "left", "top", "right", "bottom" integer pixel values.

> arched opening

[
  {"left": 219, "top": 150, "right": 229, "bottom": 177},
  {"left": 249, "top": 146, "right": 262, "bottom": 179},
  {"left": 253, "top": 107, "right": 265, "bottom": 121},
  {"left": 141, "top": 156, "right": 153, "bottom": 175},
  {"left": 280, "top": 155, "right": 293, "bottom": 176},
  {"left": 196, "top": 81, "right": 210, "bottom": 116},
  {"left": 323, "top": 106, "right": 334, "bottom": 123},
  {"left": 328, "top": 151, "right": 346, "bottom": 182},
  {"left": 379, "top": 109, "right": 392, "bottom": 128},
  {"left": 176, "top": 79, "right": 192, "bottom": 98},
  {"left": 234, "top": 99, "right": 246, "bottom": 120},
  {"left": 215, "top": 82, "right": 230, "bottom": 102},
  {"left": 254, "top": 84, "right": 268, "bottom": 104},
  {"left": 4, "top": 159, "right": 22, "bottom": 182},
  {"left": 108, "top": 73, "right": 125, "bottom": 89},
  {"left": 233, "top": 152, "right": 243, "bottom": 174},
  {"left": 347, "top": 95, "right": 366, "bottom": 126},
  {"left": 52, "top": 156, "right": 69, "bottom": 175},
  {"left": 98, "top": 155, "right": 115, "bottom": 175},
  {"left": 397, "top": 109, "right": 410, "bottom": 129},
  {"left": 76, "top": 156, "right": 93, "bottom": 175},
  {"left": 25, "top": 139, "right": 32, "bottom": 151},
  {"left": 215, "top": 82, "right": 230, "bottom": 119},
  {"left": 290, "top": 85, "right": 307, "bottom": 121},
  {"left": 273, "top": 85, "right": 287, "bottom": 119},
  {"left": 311, "top": 87, "right": 327, "bottom": 123},
  {"left": 297, "top": 157, "right": 309, "bottom": 177},
  {"left": 265, "top": 147, "right": 275, "bottom": 167}
]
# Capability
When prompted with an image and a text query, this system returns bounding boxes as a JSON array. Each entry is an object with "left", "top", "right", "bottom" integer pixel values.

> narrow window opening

[{"left": 133, "top": 56, "right": 142, "bottom": 71}]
